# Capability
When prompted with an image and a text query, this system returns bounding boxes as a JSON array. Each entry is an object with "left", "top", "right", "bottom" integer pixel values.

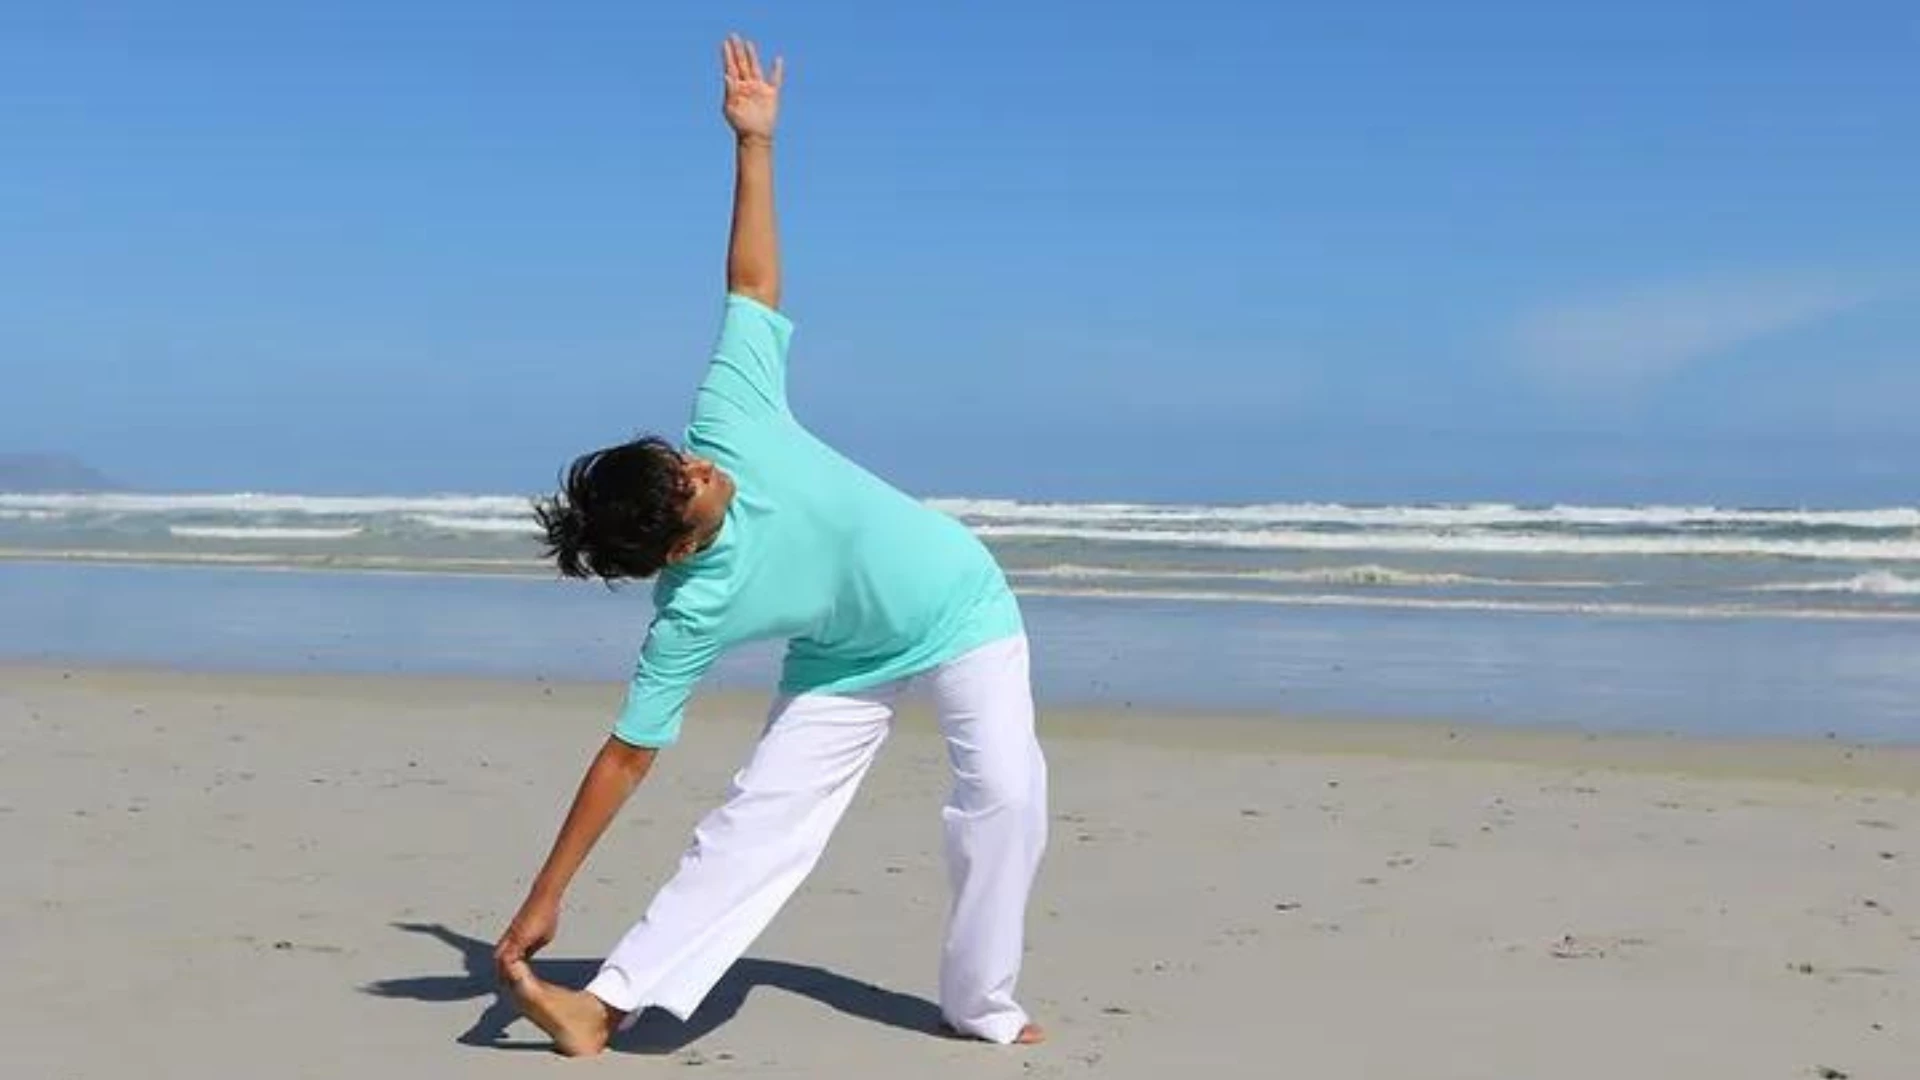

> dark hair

[{"left": 533, "top": 436, "right": 693, "bottom": 581}]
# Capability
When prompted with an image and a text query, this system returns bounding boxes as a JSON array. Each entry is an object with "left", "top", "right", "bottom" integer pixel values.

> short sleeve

[
  {"left": 694, "top": 293, "right": 794, "bottom": 424},
  {"left": 611, "top": 607, "right": 722, "bottom": 748}
]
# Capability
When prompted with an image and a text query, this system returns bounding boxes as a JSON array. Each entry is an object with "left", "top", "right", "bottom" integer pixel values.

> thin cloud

[{"left": 1508, "top": 273, "right": 1880, "bottom": 394}]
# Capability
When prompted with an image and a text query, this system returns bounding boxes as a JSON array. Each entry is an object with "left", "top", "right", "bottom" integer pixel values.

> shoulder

[{"left": 652, "top": 560, "right": 737, "bottom": 628}]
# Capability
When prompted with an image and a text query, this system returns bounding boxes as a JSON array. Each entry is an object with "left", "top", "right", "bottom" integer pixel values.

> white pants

[{"left": 583, "top": 634, "right": 1048, "bottom": 1044}]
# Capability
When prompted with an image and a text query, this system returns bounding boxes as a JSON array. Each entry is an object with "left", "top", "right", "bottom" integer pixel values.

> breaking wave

[
  {"left": 168, "top": 525, "right": 365, "bottom": 541},
  {"left": 973, "top": 524, "right": 1920, "bottom": 562},
  {"left": 1754, "top": 571, "right": 1920, "bottom": 596},
  {"left": 1010, "top": 563, "right": 1608, "bottom": 589}
]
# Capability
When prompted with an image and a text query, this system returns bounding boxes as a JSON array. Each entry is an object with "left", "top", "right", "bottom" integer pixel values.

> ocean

[{"left": 3, "top": 492, "right": 1918, "bottom": 741}]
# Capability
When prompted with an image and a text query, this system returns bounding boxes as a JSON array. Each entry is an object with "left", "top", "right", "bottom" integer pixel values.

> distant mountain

[{"left": 0, "top": 453, "right": 127, "bottom": 493}]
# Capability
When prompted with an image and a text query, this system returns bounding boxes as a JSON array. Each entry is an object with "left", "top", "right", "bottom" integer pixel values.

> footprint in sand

[
  {"left": 1546, "top": 933, "right": 1652, "bottom": 960},
  {"left": 1790, "top": 962, "right": 1894, "bottom": 982}
]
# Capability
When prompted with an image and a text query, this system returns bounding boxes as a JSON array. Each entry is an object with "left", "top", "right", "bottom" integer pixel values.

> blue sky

[{"left": 3, "top": 1, "right": 1915, "bottom": 504}]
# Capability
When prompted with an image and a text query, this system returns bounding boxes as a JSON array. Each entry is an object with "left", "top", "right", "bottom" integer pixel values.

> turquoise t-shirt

[{"left": 611, "top": 294, "right": 1024, "bottom": 748}]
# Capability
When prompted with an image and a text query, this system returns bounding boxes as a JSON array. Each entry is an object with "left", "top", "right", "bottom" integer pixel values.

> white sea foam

[
  {"left": 933, "top": 498, "right": 1920, "bottom": 531},
  {"left": 1010, "top": 563, "right": 1609, "bottom": 589},
  {"left": 0, "top": 492, "right": 531, "bottom": 516},
  {"left": 1014, "top": 585, "right": 1920, "bottom": 622},
  {"left": 0, "top": 547, "right": 543, "bottom": 574},
  {"left": 8, "top": 490, "right": 1915, "bottom": 535},
  {"left": 974, "top": 524, "right": 1920, "bottom": 562},
  {"left": 168, "top": 526, "right": 365, "bottom": 541},
  {"left": 13, "top": 490, "right": 1920, "bottom": 567},
  {"left": 406, "top": 514, "right": 543, "bottom": 535},
  {"left": 1753, "top": 571, "right": 1920, "bottom": 596}
]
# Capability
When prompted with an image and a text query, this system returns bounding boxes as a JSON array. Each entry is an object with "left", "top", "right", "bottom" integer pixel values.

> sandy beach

[{"left": 4, "top": 664, "right": 1915, "bottom": 1078}]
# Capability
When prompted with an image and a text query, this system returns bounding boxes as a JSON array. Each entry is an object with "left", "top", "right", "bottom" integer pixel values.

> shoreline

[{"left": 9, "top": 661, "right": 1916, "bottom": 790}]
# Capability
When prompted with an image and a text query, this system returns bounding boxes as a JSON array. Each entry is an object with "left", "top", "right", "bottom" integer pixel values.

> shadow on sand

[{"left": 364, "top": 922, "right": 947, "bottom": 1053}]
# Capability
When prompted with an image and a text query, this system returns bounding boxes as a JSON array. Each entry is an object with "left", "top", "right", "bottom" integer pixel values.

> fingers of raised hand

[
  {"left": 723, "top": 33, "right": 779, "bottom": 90},
  {"left": 722, "top": 35, "right": 743, "bottom": 83}
]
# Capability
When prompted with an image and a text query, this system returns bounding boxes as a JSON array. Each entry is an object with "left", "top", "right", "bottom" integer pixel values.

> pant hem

[{"left": 944, "top": 1009, "right": 1029, "bottom": 1045}]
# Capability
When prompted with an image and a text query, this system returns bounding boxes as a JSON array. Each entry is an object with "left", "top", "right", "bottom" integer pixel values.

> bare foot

[
  {"left": 501, "top": 958, "right": 620, "bottom": 1057},
  {"left": 940, "top": 1019, "right": 1047, "bottom": 1045}
]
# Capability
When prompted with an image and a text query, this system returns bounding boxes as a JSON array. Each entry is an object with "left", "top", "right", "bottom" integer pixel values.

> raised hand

[{"left": 721, "top": 33, "right": 783, "bottom": 141}]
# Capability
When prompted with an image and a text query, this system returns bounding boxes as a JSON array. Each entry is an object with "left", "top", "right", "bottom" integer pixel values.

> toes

[{"left": 502, "top": 959, "right": 544, "bottom": 1001}]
